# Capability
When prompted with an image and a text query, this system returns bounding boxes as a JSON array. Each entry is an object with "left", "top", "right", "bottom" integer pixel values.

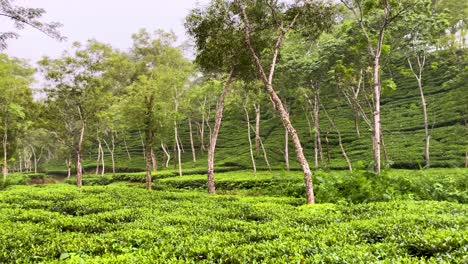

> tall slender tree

[
  {"left": 0, "top": 55, "right": 34, "bottom": 179},
  {"left": 186, "top": 0, "right": 254, "bottom": 194},
  {"left": 341, "top": 0, "right": 425, "bottom": 172},
  {"left": 39, "top": 41, "right": 114, "bottom": 187},
  {"left": 399, "top": 3, "right": 449, "bottom": 168},
  {"left": 232, "top": 0, "right": 335, "bottom": 203}
]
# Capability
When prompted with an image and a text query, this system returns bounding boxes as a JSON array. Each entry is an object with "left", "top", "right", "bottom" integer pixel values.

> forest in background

[{"left": 2, "top": 0, "right": 466, "bottom": 183}]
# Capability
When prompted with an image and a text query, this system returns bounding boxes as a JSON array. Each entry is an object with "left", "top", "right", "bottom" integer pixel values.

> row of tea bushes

[{"left": 0, "top": 184, "right": 466, "bottom": 263}]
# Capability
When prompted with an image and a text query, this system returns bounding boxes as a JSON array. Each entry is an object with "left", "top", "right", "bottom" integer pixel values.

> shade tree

[
  {"left": 39, "top": 40, "right": 115, "bottom": 186},
  {"left": 0, "top": 54, "right": 34, "bottom": 180}
]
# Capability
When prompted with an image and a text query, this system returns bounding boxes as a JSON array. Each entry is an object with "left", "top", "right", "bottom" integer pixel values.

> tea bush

[{"left": 0, "top": 184, "right": 466, "bottom": 263}]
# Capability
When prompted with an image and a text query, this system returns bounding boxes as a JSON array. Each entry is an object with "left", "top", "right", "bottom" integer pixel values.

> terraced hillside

[{"left": 70, "top": 50, "right": 467, "bottom": 173}]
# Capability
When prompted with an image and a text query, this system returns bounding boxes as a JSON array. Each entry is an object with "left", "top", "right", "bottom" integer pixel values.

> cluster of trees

[{"left": 0, "top": 0, "right": 466, "bottom": 204}]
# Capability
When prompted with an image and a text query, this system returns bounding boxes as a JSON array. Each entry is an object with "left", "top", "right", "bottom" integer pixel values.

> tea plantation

[{"left": 0, "top": 169, "right": 467, "bottom": 263}]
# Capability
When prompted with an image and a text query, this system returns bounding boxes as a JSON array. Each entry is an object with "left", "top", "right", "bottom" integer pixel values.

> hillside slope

[{"left": 67, "top": 50, "right": 467, "bottom": 173}]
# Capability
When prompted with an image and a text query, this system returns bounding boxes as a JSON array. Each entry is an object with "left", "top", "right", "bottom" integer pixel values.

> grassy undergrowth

[{"left": 0, "top": 183, "right": 467, "bottom": 263}]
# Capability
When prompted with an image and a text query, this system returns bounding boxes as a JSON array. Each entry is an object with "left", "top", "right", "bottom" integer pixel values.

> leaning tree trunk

[
  {"left": 95, "top": 138, "right": 102, "bottom": 175},
  {"left": 323, "top": 107, "right": 352, "bottom": 172},
  {"left": 338, "top": 131, "right": 352, "bottom": 172},
  {"left": 354, "top": 114, "right": 361, "bottom": 138},
  {"left": 100, "top": 141, "right": 105, "bottom": 176},
  {"left": 313, "top": 88, "right": 324, "bottom": 168},
  {"left": 174, "top": 103, "right": 182, "bottom": 177},
  {"left": 270, "top": 84, "right": 315, "bottom": 203},
  {"left": 241, "top": 6, "right": 315, "bottom": 203},
  {"left": 161, "top": 142, "right": 171, "bottom": 168},
  {"left": 188, "top": 117, "right": 197, "bottom": 162},
  {"left": 103, "top": 135, "right": 116, "bottom": 175},
  {"left": 250, "top": 122, "right": 271, "bottom": 170},
  {"left": 139, "top": 131, "right": 146, "bottom": 160},
  {"left": 178, "top": 134, "right": 185, "bottom": 153},
  {"left": 123, "top": 137, "right": 132, "bottom": 161},
  {"left": 207, "top": 69, "right": 235, "bottom": 194},
  {"left": 254, "top": 104, "right": 261, "bottom": 155},
  {"left": 408, "top": 56, "right": 430, "bottom": 168},
  {"left": 244, "top": 106, "right": 257, "bottom": 177}
]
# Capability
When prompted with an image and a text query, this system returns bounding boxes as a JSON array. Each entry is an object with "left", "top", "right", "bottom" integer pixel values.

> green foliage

[
  {"left": 0, "top": 54, "right": 35, "bottom": 172},
  {"left": 52, "top": 169, "right": 467, "bottom": 204},
  {"left": 0, "top": 0, "right": 64, "bottom": 50},
  {"left": 0, "top": 182, "right": 466, "bottom": 263},
  {"left": 154, "top": 169, "right": 467, "bottom": 204}
]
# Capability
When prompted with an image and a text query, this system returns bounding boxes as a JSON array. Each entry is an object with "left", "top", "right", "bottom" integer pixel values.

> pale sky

[{"left": 4, "top": 0, "right": 209, "bottom": 63}]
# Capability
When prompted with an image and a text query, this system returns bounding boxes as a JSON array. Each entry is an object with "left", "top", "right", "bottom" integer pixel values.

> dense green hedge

[
  {"left": 0, "top": 184, "right": 466, "bottom": 263},
  {"left": 8, "top": 169, "right": 467, "bottom": 204},
  {"left": 157, "top": 169, "right": 467, "bottom": 203}
]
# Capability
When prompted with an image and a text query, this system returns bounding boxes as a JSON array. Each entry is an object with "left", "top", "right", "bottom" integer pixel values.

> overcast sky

[{"left": 4, "top": 0, "right": 209, "bottom": 63}]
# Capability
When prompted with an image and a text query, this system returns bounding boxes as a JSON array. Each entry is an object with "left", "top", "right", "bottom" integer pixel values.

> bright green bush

[
  {"left": 0, "top": 184, "right": 466, "bottom": 263},
  {"left": 156, "top": 169, "right": 467, "bottom": 203}
]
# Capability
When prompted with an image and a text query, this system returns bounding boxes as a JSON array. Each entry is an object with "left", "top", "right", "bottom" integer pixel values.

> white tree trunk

[
  {"left": 123, "top": 137, "right": 132, "bottom": 160},
  {"left": 372, "top": 56, "right": 382, "bottom": 173},
  {"left": 66, "top": 155, "right": 72, "bottom": 179},
  {"left": 174, "top": 103, "right": 182, "bottom": 177},
  {"left": 244, "top": 106, "right": 256, "bottom": 177},
  {"left": 251, "top": 123, "right": 271, "bottom": 171},
  {"left": 76, "top": 122, "right": 85, "bottom": 187},
  {"left": 207, "top": 69, "right": 235, "bottom": 194},
  {"left": 19, "top": 154, "right": 22, "bottom": 173},
  {"left": 254, "top": 104, "right": 261, "bottom": 155},
  {"left": 189, "top": 117, "right": 197, "bottom": 162},
  {"left": 95, "top": 139, "right": 102, "bottom": 175},
  {"left": 313, "top": 88, "right": 323, "bottom": 168},
  {"left": 30, "top": 146, "right": 37, "bottom": 174},
  {"left": 200, "top": 111, "right": 206, "bottom": 152},
  {"left": 323, "top": 107, "right": 352, "bottom": 172},
  {"left": 408, "top": 56, "right": 430, "bottom": 168},
  {"left": 103, "top": 134, "right": 116, "bottom": 175},
  {"left": 161, "top": 142, "right": 170, "bottom": 168}
]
